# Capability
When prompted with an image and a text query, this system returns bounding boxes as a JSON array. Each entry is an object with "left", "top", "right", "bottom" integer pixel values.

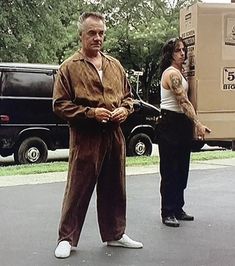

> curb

[{"left": 1, "top": 158, "right": 235, "bottom": 187}]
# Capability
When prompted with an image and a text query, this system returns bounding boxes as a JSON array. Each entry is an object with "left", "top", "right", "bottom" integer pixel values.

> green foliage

[
  {"left": 0, "top": 0, "right": 196, "bottom": 99},
  {"left": 99, "top": 0, "right": 181, "bottom": 102},
  {"left": 0, "top": 161, "right": 68, "bottom": 176},
  {"left": 0, "top": 0, "right": 81, "bottom": 63},
  {"left": 0, "top": 150, "right": 235, "bottom": 176}
]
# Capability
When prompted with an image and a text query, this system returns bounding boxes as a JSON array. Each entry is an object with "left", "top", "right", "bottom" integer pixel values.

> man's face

[
  {"left": 172, "top": 41, "right": 186, "bottom": 64},
  {"left": 81, "top": 17, "right": 105, "bottom": 54}
]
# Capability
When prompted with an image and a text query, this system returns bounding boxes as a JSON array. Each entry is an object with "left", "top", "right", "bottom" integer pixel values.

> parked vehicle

[
  {"left": 123, "top": 89, "right": 160, "bottom": 156},
  {"left": 0, "top": 63, "right": 160, "bottom": 164},
  {"left": 180, "top": 3, "right": 235, "bottom": 152}
]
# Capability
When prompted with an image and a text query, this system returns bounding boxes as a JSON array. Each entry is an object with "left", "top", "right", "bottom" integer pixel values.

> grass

[{"left": 0, "top": 150, "right": 235, "bottom": 177}]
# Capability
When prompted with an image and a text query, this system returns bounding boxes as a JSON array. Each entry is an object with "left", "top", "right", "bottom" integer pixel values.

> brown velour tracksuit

[{"left": 53, "top": 51, "right": 134, "bottom": 247}]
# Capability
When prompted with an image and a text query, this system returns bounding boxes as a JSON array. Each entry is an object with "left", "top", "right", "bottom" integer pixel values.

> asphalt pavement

[{"left": 1, "top": 158, "right": 235, "bottom": 266}]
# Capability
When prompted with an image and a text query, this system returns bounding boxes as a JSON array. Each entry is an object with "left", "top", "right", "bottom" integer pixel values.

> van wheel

[
  {"left": 14, "top": 137, "right": 48, "bottom": 164},
  {"left": 127, "top": 133, "right": 152, "bottom": 156}
]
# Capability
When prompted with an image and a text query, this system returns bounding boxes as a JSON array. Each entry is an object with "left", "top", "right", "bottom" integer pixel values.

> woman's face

[{"left": 172, "top": 41, "right": 186, "bottom": 64}]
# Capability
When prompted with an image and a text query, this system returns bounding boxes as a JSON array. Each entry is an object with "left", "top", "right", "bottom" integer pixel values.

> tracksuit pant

[{"left": 57, "top": 125, "right": 126, "bottom": 246}]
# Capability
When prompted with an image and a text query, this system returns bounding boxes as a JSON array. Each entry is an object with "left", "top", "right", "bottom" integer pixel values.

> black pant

[{"left": 158, "top": 109, "right": 193, "bottom": 218}]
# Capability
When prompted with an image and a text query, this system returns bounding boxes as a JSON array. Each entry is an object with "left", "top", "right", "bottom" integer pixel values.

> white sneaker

[
  {"left": 54, "top": 240, "right": 72, "bottom": 258},
  {"left": 107, "top": 234, "right": 143, "bottom": 249}
]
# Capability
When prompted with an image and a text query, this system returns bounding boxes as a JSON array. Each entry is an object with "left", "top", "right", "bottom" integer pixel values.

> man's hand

[
  {"left": 195, "top": 121, "right": 211, "bottom": 140},
  {"left": 94, "top": 108, "right": 112, "bottom": 123},
  {"left": 111, "top": 107, "right": 128, "bottom": 123}
]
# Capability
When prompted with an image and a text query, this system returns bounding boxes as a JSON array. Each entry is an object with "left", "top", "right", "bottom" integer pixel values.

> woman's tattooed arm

[{"left": 169, "top": 73, "right": 199, "bottom": 125}]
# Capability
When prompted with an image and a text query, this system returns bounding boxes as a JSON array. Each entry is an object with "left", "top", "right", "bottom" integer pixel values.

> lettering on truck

[{"left": 223, "top": 68, "right": 235, "bottom": 90}]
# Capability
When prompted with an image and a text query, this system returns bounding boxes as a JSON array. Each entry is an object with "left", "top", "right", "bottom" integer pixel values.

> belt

[{"left": 161, "top": 109, "right": 185, "bottom": 117}]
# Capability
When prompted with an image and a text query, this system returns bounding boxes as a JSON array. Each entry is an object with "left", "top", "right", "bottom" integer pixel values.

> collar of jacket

[{"left": 72, "top": 50, "right": 114, "bottom": 63}]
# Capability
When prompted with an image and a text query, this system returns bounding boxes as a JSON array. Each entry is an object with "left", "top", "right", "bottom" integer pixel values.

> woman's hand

[{"left": 195, "top": 121, "right": 211, "bottom": 140}]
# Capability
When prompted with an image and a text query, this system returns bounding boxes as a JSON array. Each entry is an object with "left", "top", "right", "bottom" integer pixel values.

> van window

[{"left": 1, "top": 71, "right": 54, "bottom": 97}]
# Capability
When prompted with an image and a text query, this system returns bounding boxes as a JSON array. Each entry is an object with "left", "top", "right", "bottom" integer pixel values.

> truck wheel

[
  {"left": 127, "top": 133, "right": 152, "bottom": 156},
  {"left": 14, "top": 137, "right": 48, "bottom": 164}
]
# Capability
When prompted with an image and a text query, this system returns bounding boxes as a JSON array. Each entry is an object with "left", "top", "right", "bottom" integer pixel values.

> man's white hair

[{"left": 77, "top": 12, "right": 106, "bottom": 36}]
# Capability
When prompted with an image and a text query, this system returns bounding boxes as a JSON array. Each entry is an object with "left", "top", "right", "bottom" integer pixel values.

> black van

[{"left": 0, "top": 63, "right": 160, "bottom": 164}]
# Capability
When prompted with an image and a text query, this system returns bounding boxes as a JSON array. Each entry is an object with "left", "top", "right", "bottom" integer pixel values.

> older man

[{"left": 53, "top": 12, "right": 143, "bottom": 258}]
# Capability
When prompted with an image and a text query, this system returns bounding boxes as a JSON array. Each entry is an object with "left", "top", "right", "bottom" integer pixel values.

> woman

[{"left": 158, "top": 37, "right": 211, "bottom": 227}]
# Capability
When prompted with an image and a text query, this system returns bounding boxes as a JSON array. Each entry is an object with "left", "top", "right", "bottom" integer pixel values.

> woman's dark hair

[{"left": 158, "top": 37, "right": 188, "bottom": 77}]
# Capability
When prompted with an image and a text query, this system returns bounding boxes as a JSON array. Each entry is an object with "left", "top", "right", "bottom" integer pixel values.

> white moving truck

[{"left": 180, "top": 2, "right": 235, "bottom": 150}]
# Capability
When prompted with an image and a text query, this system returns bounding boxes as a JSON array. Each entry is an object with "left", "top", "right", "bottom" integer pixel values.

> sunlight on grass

[{"left": 0, "top": 150, "right": 235, "bottom": 176}]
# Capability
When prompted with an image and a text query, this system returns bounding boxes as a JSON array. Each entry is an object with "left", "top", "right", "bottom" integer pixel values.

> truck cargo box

[{"left": 180, "top": 3, "right": 235, "bottom": 141}]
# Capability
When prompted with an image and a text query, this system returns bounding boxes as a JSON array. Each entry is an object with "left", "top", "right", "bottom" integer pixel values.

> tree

[
  {"left": 0, "top": 0, "right": 81, "bottom": 63},
  {"left": 91, "top": 0, "right": 196, "bottom": 103},
  {"left": 97, "top": 0, "right": 178, "bottom": 103},
  {"left": 0, "top": 0, "right": 196, "bottom": 103}
]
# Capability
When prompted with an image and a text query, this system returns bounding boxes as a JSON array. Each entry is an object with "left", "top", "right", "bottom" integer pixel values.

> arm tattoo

[
  {"left": 170, "top": 74, "right": 182, "bottom": 90},
  {"left": 169, "top": 73, "right": 199, "bottom": 125}
]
